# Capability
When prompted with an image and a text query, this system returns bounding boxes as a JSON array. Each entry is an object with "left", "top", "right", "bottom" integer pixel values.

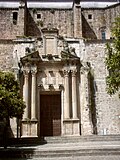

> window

[
  {"left": 101, "top": 31, "right": 106, "bottom": 40},
  {"left": 37, "top": 14, "right": 41, "bottom": 19},
  {"left": 13, "top": 12, "right": 18, "bottom": 25},
  {"left": 88, "top": 14, "right": 92, "bottom": 19}
]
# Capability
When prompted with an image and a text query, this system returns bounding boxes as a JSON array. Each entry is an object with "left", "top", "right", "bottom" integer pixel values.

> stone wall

[
  {"left": 0, "top": 2, "right": 120, "bottom": 136},
  {"left": 83, "top": 41, "right": 120, "bottom": 135},
  {"left": 0, "top": 3, "right": 119, "bottom": 40},
  {"left": 0, "top": 9, "right": 18, "bottom": 39},
  {"left": 0, "top": 40, "right": 14, "bottom": 71},
  {"left": 0, "top": 39, "right": 120, "bottom": 135},
  {"left": 82, "top": 9, "right": 105, "bottom": 39},
  {"left": 105, "top": 4, "right": 120, "bottom": 39},
  {"left": 61, "top": 39, "right": 120, "bottom": 135},
  {"left": 27, "top": 9, "right": 74, "bottom": 38},
  {"left": 82, "top": 4, "right": 120, "bottom": 40}
]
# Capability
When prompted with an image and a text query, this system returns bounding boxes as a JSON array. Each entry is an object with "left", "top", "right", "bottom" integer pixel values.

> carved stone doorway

[{"left": 40, "top": 93, "right": 61, "bottom": 136}]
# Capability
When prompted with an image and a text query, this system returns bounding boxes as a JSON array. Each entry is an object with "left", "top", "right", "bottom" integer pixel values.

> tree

[
  {"left": 105, "top": 16, "right": 120, "bottom": 97},
  {"left": 0, "top": 71, "right": 25, "bottom": 120},
  {"left": 0, "top": 71, "right": 25, "bottom": 148}
]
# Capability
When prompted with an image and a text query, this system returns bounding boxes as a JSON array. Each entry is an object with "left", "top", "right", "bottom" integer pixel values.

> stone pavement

[
  {"left": 1, "top": 156, "right": 120, "bottom": 160},
  {"left": 28, "top": 156, "right": 120, "bottom": 160},
  {"left": 0, "top": 139, "right": 120, "bottom": 160}
]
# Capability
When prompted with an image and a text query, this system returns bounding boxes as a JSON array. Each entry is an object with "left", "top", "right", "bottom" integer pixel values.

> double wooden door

[{"left": 40, "top": 94, "right": 61, "bottom": 136}]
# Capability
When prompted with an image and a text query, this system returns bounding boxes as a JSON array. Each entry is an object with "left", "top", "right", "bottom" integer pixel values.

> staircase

[
  {"left": 44, "top": 135, "right": 120, "bottom": 143},
  {"left": 0, "top": 135, "right": 120, "bottom": 159}
]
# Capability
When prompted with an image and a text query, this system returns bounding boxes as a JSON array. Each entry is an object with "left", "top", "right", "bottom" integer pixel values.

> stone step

[
  {"left": 2, "top": 135, "right": 120, "bottom": 146},
  {"left": 44, "top": 135, "right": 120, "bottom": 144},
  {"left": 0, "top": 143, "right": 120, "bottom": 159}
]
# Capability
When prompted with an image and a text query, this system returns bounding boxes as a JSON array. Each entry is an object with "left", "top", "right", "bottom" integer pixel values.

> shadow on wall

[
  {"left": 26, "top": 11, "right": 41, "bottom": 37},
  {"left": 88, "top": 71, "right": 98, "bottom": 134},
  {"left": 82, "top": 14, "right": 97, "bottom": 40}
]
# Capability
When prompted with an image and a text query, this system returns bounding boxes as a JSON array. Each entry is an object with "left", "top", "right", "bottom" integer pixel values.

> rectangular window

[
  {"left": 101, "top": 31, "right": 106, "bottom": 40},
  {"left": 13, "top": 12, "right": 18, "bottom": 25},
  {"left": 37, "top": 14, "right": 41, "bottom": 19},
  {"left": 88, "top": 14, "right": 92, "bottom": 19}
]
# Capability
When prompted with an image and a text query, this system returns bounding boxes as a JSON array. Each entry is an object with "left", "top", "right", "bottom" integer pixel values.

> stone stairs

[
  {"left": 0, "top": 135, "right": 120, "bottom": 159},
  {"left": 44, "top": 135, "right": 120, "bottom": 143}
]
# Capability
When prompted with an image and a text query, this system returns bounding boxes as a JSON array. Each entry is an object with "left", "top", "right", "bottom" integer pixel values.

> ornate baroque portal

[{"left": 20, "top": 28, "right": 91, "bottom": 137}]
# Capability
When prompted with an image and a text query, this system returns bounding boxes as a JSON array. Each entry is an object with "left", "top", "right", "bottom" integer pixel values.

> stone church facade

[{"left": 0, "top": 0, "right": 120, "bottom": 137}]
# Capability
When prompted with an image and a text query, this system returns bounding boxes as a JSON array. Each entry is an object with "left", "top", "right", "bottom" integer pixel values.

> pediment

[
  {"left": 20, "top": 51, "right": 41, "bottom": 65},
  {"left": 61, "top": 50, "right": 79, "bottom": 59}
]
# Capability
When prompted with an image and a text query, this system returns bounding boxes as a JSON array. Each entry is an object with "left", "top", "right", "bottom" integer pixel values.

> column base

[
  {"left": 62, "top": 119, "right": 80, "bottom": 136},
  {"left": 21, "top": 119, "right": 38, "bottom": 137}
]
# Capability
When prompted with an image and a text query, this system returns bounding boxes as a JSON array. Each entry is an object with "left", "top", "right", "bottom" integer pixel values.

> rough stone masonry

[{"left": 0, "top": 0, "right": 120, "bottom": 138}]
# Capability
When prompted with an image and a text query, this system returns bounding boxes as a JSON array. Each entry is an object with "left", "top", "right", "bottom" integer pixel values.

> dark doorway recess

[{"left": 40, "top": 93, "right": 61, "bottom": 136}]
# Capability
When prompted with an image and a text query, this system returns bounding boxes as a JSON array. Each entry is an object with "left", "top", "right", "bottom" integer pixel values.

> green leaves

[
  {"left": 105, "top": 16, "right": 120, "bottom": 97},
  {"left": 0, "top": 71, "right": 26, "bottom": 119}
]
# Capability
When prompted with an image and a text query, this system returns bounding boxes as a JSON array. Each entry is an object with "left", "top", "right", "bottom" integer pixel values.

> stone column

[
  {"left": 23, "top": 66, "right": 30, "bottom": 120},
  {"left": 31, "top": 65, "right": 37, "bottom": 120},
  {"left": 64, "top": 70, "right": 70, "bottom": 119},
  {"left": 43, "top": 36, "right": 46, "bottom": 55},
  {"left": 71, "top": 68, "right": 78, "bottom": 119}
]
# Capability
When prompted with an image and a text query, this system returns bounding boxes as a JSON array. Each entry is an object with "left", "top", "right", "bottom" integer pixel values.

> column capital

[
  {"left": 71, "top": 69, "right": 77, "bottom": 76},
  {"left": 31, "top": 65, "right": 37, "bottom": 75},
  {"left": 23, "top": 65, "right": 30, "bottom": 75},
  {"left": 63, "top": 70, "right": 70, "bottom": 76},
  {"left": 80, "top": 66, "right": 90, "bottom": 75},
  {"left": 80, "top": 62, "right": 90, "bottom": 74}
]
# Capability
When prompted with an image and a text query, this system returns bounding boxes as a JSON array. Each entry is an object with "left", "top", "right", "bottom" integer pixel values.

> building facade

[{"left": 0, "top": 0, "right": 120, "bottom": 137}]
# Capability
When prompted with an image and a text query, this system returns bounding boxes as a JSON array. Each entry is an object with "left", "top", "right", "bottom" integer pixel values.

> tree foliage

[
  {"left": 0, "top": 71, "right": 25, "bottom": 119},
  {"left": 105, "top": 16, "right": 120, "bottom": 97}
]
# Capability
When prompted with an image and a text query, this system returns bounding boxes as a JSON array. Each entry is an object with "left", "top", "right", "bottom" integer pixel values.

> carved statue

[
  {"left": 61, "top": 40, "right": 77, "bottom": 59},
  {"left": 63, "top": 40, "right": 70, "bottom": 54}
]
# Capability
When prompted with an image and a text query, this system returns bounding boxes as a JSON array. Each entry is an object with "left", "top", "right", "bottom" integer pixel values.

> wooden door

[{"left": 40, "top": 94, "right": 61, "bottom": 136}]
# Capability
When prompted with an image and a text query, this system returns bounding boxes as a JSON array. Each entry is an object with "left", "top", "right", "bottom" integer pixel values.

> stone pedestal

[
  {"left": 63, "top": 119, "right": 80, "bottom": 136},
  {"left": 30, "top": 120, "right": 38, "bottom": 137},
  {"left": 21, "top": 120, "right": 38, "bottom": 137}
]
